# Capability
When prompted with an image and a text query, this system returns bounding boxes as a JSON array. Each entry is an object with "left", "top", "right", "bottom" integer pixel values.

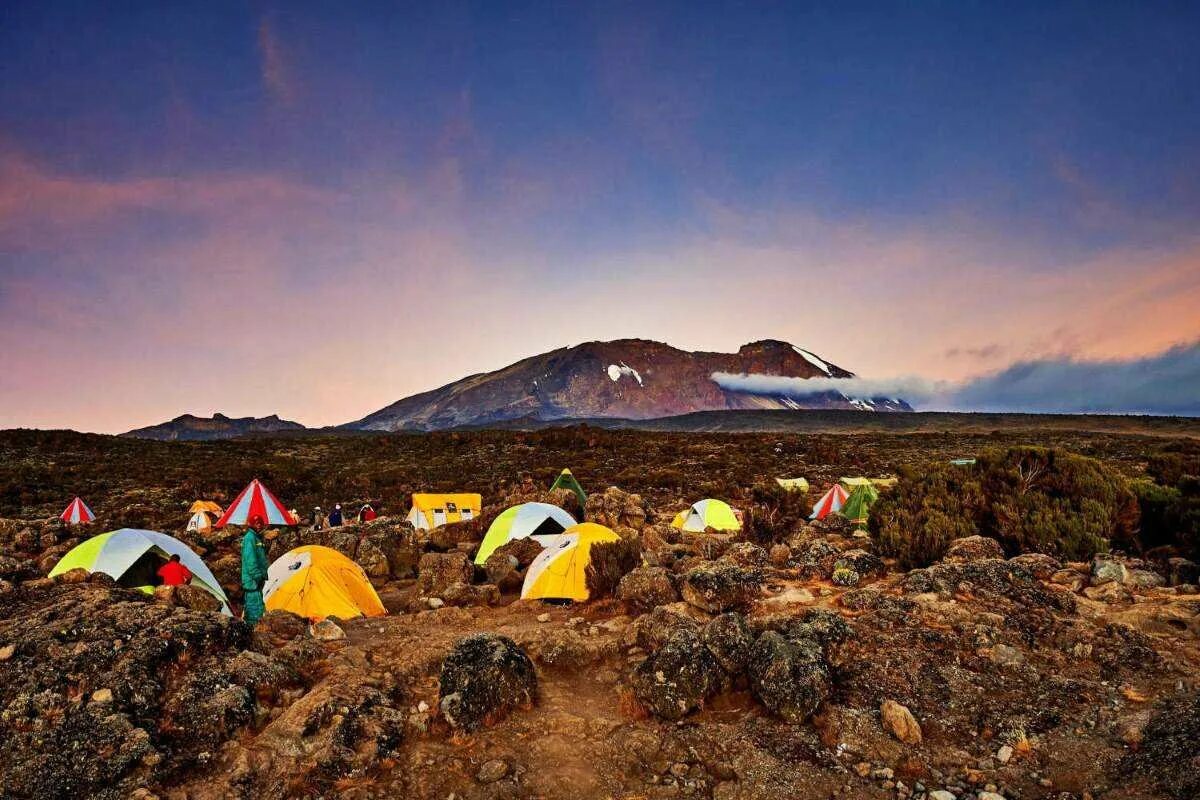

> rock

[
  {"left": 1083, "top": 581, "right": 1133, "bottom": 603},
  {"left": 702, "top": 613, "right": 754, "bottom": 674},
  {"left": 1167, "top": 557, "right": 1199, "bottom": 586},
  {"left": 722, "top": 542, "right": 768, "bottom": 568},
  {"left": 833, "top": 549, "right": 884, "bottom": 577},
  {"left": 832, "top": 566, "right": 860, "bottom": 587},
  {"left": 630, "top": 606, "right": 702, "bottom": 651},
  {"left": 630, "top": 628, "right": 724, "bottom": 720},
  {"left": 311, "top": 619, "right": 345, "bottom": 641},
  {"left": 584, "top": 486, "right": 650, "bottom": 530},
  {"left": 978, "top": 793, "right": 1004, "bottom": 800},
  {"left": 760, "top": 586, "right": 815, "bottom": 608},
  {"left": 482, "top": 553, "right": 523, "bottom": 592},
  {"left": 56, "top": 567, "right": 91, "bottom": 584},
  {"left": 796, "top": 537, "right": 840, "bottom": 574},
  {"left": 880, "top": 699, "right": 922, "bottom": 744},
  {"left": 929, "top": 791, "right": 955, "bottom": 800},
  {"left": 1124, "top": 690, "right": 1200, "bottom": 799},
  {"left": 680, "top": 562, "right": 762, "bottom": 613},
  {"left": 439, "top": 634, "right": 537, "bottom": 731},
  {"left": 996, "top": 744, "right": 1013, "bottom": 764},
  {"left": 1125, "top": 568, "right": 1166, "bottom": 589},
  {"left": 747, "top": 631, "right": 830, "bottom": 723},
  {"left": 91, "top": 687, "right": 114, "bottom": 704},
  {"left": 616, "top": 566, "right": 679, "bottom": 612},
  {"left": 491, "top": 536, "right": 545, "bottom": 569},
  {"left": 537, "top": 613, "right": 551, "bottom": 623},
  {"left": 417, "top": 551, "right": 474, "bottom": 598},
  {"left": 1091, "top": 553, "right": 1128, "bottom": 585},
  {"left": 441, "top": 582, "right": 500, "bottom": 607},
  {"left": 1050, "top": 568, "right": 1086, "bottom": 592},
  {"left": 768, "top": 544, "right": 791, "bottom": 566},
  {"left": 990, "top": 643, "right": 1024, "bottom": 667},
  {"left": 943, "top": 535, "right": 1005, "bottom": 563},
  {"left": 1008, "top": 552, "right": 1062, "bottom": 580},
  {"left": 477, "top": 759, "right": 509, "bottom": 783},
  {"left": 0, "top": 643, "right": 14, "bottom": 660},
  {"left": 154, "top": 584, "right": 223, "bottom": 613}
]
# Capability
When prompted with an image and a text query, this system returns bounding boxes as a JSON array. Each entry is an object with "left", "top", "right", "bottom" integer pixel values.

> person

[
  {"left": 312, "top": 506, "right": 326, "bottom": 530},
  {"left": 358, "top": 504, "right": 376, "bottom": 523},
  {"left": 157, "top": 553, "right": 193, "bottom": 586},
  {"left": 328, "top": 503, "right": 343, "bottom": 527},
  {"left": 241, "top": 514, "right": 269, "bottom": 626}
]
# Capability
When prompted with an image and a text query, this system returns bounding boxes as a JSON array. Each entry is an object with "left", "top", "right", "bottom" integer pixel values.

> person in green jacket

[{"left": 241, "top": 514, "right": 269, "bottom": 626}]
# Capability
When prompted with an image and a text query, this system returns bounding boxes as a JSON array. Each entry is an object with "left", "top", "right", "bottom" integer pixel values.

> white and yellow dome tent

[
  {"left": 406, "top": 493, "right": 481, "bottom": 530},
  {"left": 521, "top": 523, "right": 620, "bottom": 602},
  {"left": 186, "top": 512, "right": 212, "bottom": 533},
  {"left": 475, "top": 502, "right": 576, "bottom": 565},
  {"left": 670, "top": 499, "right": 741, "bottom": 532},
  {"left": 263, "top": 545, "right": 386, "bottom": 622}
]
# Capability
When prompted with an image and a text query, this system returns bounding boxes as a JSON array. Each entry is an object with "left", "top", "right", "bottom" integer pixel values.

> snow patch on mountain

[
  {"left": 607, "top": 363, "right": 643, "bottom": 385},
  {"left": 793, "top": 346, "right": 833, "bottom": 376}
]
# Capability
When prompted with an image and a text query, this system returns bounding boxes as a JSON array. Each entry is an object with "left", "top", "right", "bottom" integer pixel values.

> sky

[{"left": 2, "top": 1, "right": 1199, "bottom": 432}]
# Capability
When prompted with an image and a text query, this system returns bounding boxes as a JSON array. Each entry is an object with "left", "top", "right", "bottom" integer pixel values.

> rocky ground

[{"left": 0, "top": 430, "right": 1198, "bottom": 800}]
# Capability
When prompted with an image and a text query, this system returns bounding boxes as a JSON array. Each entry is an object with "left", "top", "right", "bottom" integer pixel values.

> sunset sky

[{"left": 3, "top": 2, "right": 1199, "bottom": 432}]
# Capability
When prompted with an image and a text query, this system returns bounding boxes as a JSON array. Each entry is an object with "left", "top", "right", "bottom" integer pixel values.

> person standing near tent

[
  {"left": 329, "top": 504, "right": 343, "bottom": 527},
  {"left": 312, "top": 506, "right": 326, "bottom": 530},
  {"left": 358, "top": 504, "right": 377, "bottom": 523},
  {"left": 241, "top": 514, "right": 269, "bottom": 626},
  {"left": 157, "top": 553, "right": 193, "bottom": 586}
]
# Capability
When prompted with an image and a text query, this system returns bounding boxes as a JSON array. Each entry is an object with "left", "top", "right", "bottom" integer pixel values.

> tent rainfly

[
  {"left": 840, "top": 482, "right": 880, "bottom": 523},
  {"left": 215, "top": 479, "right": 297, "bottom": 528},
  {"left": 475, "top": 502, "right": 576, "bottom": 565},
  {"left": 263, "top": 545, "right": 386, "bottom": 622},
  {"left": 671, "top": 499, "right": 741, "bottom": 532},
  {"left": 49, "top": 528, "right": 231, "bottom": 614},
  {"left": 60, "top": 497, "right": 95, "bottom": 525},
  {"left": 810, "top": 484, "right": 849, "bottom": 520},
  {"left": 407, "top": 493, "right": 481, "bottom": 530},
  {"left": 521, "top": 523, "right": 620, "bottom": 602},
  {"left": 775, "top": 477, "right": 810, "bottom": 493},
  {"left": 549, "top": 468, "right": 587, "bottom": 509}
]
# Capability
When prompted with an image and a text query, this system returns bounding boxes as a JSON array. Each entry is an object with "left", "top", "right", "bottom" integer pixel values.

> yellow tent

[
  {"left": 263, "top": 545, "right": 385, "bottom": 622},
  {"left": 839, "top": 476, "right": 898, "bottom": 490},
  {"left": 189, "top": 500, "right": 223, "bottom": 515},
  {"left": 670, "top": 499, "right": 741, "bottom": 532},
  {"left": 406, "top": 493, "right": 481, "bottom": 530},
  {"left": 521, "top": 523, "right": 620, "bottom": 602},
  {"left": 775, "top": 477, "right": 809, "bottom": 493}
]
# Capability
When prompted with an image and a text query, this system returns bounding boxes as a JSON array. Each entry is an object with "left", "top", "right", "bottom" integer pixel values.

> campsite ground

[{"left": 0, "top": 418, "right": 1198, "bottom": 799}]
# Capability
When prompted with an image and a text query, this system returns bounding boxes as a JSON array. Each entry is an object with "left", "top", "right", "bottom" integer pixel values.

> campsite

[{"left": 1, "top": 420, "right": 1198, "bottom": 800}]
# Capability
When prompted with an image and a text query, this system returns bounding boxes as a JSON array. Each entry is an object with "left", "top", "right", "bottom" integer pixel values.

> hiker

[
  {"left": 358, "top": 504, "right": 377, "bottom": 523},
  {"left": 241, "top": 514, "right": 269, "bottom": 626},
  {"left": 328, "top": 503, "right": 343, "bottom": 527},
  {"left": 312, "top": 506, "right": 326, "bottom": 530},
  {"left": 157, "top": 553, "right": 193, "bottom": 587}
]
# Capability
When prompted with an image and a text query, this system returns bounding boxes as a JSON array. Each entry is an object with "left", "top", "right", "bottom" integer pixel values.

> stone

[
  {"left": 441, "top": 582, "right": 500, "bottom": 607},
  {"left": 760, "top": 586, "right": 815, "bottom": 608},
  {"left": 943, "top": 536, "right": 1004, "bottom": 564},
  {"left": 616, "top": 566, "right": 679, "bottom": 612},
  {"left": 537, "top": 613, "right": 551, "bottom": 623},
  {"left": 747, "top": 631, "right": 830, "bottom": 723},
  {"left": 722, "top": 542, "right": 768, "bottom": 568},
  {"left": 929, "top": 792, "right": 955, "bottom": 800},
  {"left": 56, "top": 567, "right": 91, "bottom": 584},
  {"left": 833, "top": 549, "right": 884, "bottom": 577},
  {"left": 1008, "top": 552, "right": 1062, "bottom": 580},
  {"left": 702, "top": 613, "right": 754, "bottom": 674},
  {"left": 1125, "top": 569, "right": 1166, "bottom": 589},
  {"left": 880, "top": 699, "right": 922, "bottom": 744},
  {"left": 631, "top": 628, "right": 724, "bottom": 720},
  {"left": 476, "top": 759, "right": 509, "bottom": 783},
  {"left": 1083, "top": 582, "right": 1133, "bottom": 603},
  {"left": 91, "top": 688, "right": 114, "bottom": 704},
  {"left": 417, "top": 552, "right": 473, "bottom": 598},
  {"left": 1167, "top": 557, "right": 1199, "bottom": 586},
  {"left": 310, "top": 619, "right": 345, "bottom": 641},
  {"left": 832, "top": 566, "right": 860, "bottom": 587},
  {"left": 630, "top": 606, "right": 702, "bottom": 651},
  {"left": 1091, "top": 554, "right": 1128, "bottom": 585},
  {"left": 978, "top": 793, "right": 1004, "bottom": 800},
  {"left": 768, "top": 544, "right": 791, "bottom": 566},
  {"left": 680, "top": 562, "right": 762, "bottom": 613},
  {"left": 439, "top": 634, "right": 537, "bottom": 731},
  {"left": 0, "top": 643, "right": 14, "bottom": 660},
  {"left": 996, "top": 744, "right": 1013, "bottom": 764},
  {"left": 990, "top": 644, "right": 1024, "bottom": 667}
]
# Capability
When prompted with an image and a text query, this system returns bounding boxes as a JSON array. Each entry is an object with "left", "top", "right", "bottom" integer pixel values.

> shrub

[
  {"left": 742, "top": 484, "right": 811, "bottom": 545},
  {"left": 585, "top": 538, "right": 642, "bottom": 599},
  {"left": 1135, "top": 476, "right": 1200, "bottom": 561}
]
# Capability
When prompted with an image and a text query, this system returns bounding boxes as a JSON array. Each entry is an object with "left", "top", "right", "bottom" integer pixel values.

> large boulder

[
  {"left": 630, "top": 606, "right": 702, "bottom": 651},
  {"left": 417, "top": 552, "right": 474, "bottom": 598},
  {"left": 680, "top": 562, "right": 762, "bottom": 613},
  {"left": 747, "top": 632, "right": 831, "bottom": 723},
  {"left": 584, "top": 487, "right": 650, "bottom": 530},
  {"left": 943, "top": 535, "right": 1005, "bottom": 564},
  {"left": 438, "top": 634, "right": 537, "bottom": 731},
  {"left": 630, "top": 628, "right": 724, "bottom": 720},
  {"left": 616, "top": 566, "right": 679, "bottom": 612},
  {"left": 833, "top": 549, "right": 884, "bottom": 578},
  {"left": 702, "top": 613, "right": 754, "bottom": 674},
  {"left": 1091, "top": 553, "right": 1129, "bottom": 585}
]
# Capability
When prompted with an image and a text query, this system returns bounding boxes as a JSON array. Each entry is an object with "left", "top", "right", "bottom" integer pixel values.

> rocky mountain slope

[
  {"left": 121, "top": 413, "right": 306, "bottom": 441},
  {"left": 348, "top": 338, "right": 910, "bottom": 432}
]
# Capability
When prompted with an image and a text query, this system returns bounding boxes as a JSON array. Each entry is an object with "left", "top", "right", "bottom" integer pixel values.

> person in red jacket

[{"left": 157, "top": 554, "right": 193, "bottom": 586}]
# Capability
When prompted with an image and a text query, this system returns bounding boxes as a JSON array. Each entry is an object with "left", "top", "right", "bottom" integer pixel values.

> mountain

[
  {"left": 121, "top": 413, "right": 306, "bottom": 441},
  {"left": 347, "top": 339, "right": 911, "bottom": 432}
]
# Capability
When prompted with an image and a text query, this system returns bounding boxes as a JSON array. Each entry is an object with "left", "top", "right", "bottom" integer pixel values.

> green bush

[
  {"left": 1135, "top": 476, "right": 1200, "bottom": 561},
  {"left": 870, "top": 446, "right": 1138, "bottom": 568}
]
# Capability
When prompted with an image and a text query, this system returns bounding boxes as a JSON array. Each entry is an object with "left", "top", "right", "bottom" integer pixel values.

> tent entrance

[
  {"left": 530, "top": 516, "right": 567, "bottom": 538},
  {"left": 119, "top": 547, "right": 170, "bottom": 589}
]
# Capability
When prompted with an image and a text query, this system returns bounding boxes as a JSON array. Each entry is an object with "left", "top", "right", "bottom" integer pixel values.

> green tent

[
  {"left": 840, "top": 482, "right": 879, "bottom": 523},
  {"left": 549, "top": 468, "right": 586, "bottom": 510}
]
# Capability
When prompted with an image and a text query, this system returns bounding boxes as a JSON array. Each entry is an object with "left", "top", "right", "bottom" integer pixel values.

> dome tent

[
  {"left": 49, "top": 528, "right": 231, "bottom": 614},
  {"left": 263, "top": 545, "right": 385, "bottom": 622},
  {"left": 670, "top": 499, "right": 741, "bottom": 532},
  {"left": 521, "top": 523, "right": 620, "bottom": 602},
  {"left": 475, "top": 502, "right": 576, "bottom": 565}
]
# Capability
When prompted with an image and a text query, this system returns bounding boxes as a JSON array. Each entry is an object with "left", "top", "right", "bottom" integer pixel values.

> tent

[
  {"left": 49, "top": 528, "right": 231, "bottom": 614},
  {"left": 186, "top": 511, "right": 212, "bottom": 533},
  {"left": 407, "top": 493, "right": 481, "bottom": 530},
  {"left": 810, "top": 484, "right": 849, "bottom": 520},
  {"left": 521, "top": 523, "right": 620, "bottom": 602},
  {"left": 775, "top": 478, "right": 810, "bottom": 493},
  {"left": 263, "top": 545, "right": 385, "bottom": 622},
  {"left": 60, "top": 497, "right": 94, "bottom": 525},
  {"left": 840, "top": 476, "right": 898, "bottom": 490},
  {"left": 549, "top": 468, "right": 587, "bottom": 509},
  {"left": 950, "top": 458, "right": 977, "bottom": 466},
  {"left": 840, "top": 482, "right": 880, "bottom": 523},
  {"left": 475, "top": 502, "right": 576, "bottom": 565},
  {"left": 670, "top": 499, "right": 741, "bottom": 532},
  {"left": 215, "top": 479, "right": 297, "bottom": 528},
  {"left": 189, "top": 500, "right": 223, "bottom": 515}
]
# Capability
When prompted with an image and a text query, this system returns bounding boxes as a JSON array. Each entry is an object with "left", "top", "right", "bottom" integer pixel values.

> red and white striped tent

[
  {"left": 215, "top": 479, "right": 297, "bottom": 528},
  {"left": 809, "top": 484, "right": 849, "bottom": 520},
  {"left": 60, "top": 497, "right": 95, "bottom": 525}
]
